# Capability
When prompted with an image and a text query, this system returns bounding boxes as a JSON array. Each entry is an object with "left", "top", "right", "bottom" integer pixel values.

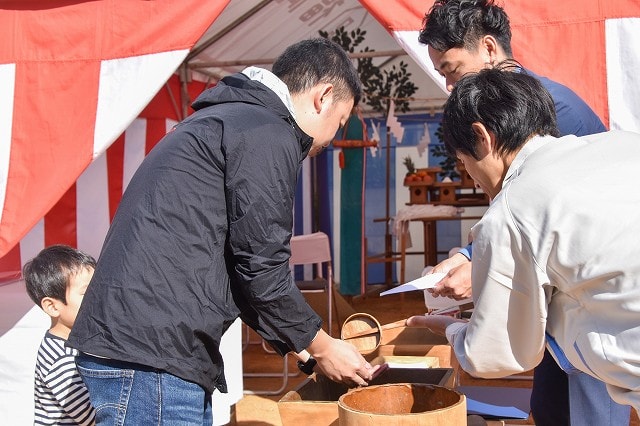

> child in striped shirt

[{"left": 24, "top": 245, "right": 96, "bottom": 425}]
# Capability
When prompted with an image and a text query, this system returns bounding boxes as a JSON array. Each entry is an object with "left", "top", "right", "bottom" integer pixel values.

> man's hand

[
  {"left": 405, "top": 314, "right": 467, "bottom": 335},
  {"left": 427, "top": 253, "right": 473, "bottom": 300},
  {"left": 429, "top": 252, "right": 469, "bottom": 275},
  {"left": 307, "top": 330, "right": 377, "bottom": 387}
]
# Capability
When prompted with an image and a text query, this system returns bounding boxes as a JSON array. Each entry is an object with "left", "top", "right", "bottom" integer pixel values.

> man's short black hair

[
  {"left": 272, "top": 38, "right": 362, "bottom": 105},
  {"left": 23, "top": 244, "right": 96, "bottom": 306},
  {"left": 442, "top": 64, "right": 559, "bottom": 159},
  {"left": 420, "top": 0, "right": 513, "bottom": 57}
]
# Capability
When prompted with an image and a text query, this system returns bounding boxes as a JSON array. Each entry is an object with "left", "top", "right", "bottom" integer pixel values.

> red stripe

[
  {"left": 0, "top": 0, "right": 230, "bottom": 258},
  {"left": 359, "top": 0, "right": 425, "bottom": 31},
  {"left": 0, "top": 60, "right": 99, "bottom": 253},
  {"left": 106, "top": 135, "right": 125, "bottom": 222},
  {"left": 505, "top": 1, "right": 640, "bottom": 26},
  {"left": 510, "top": 21, "right": 609, "bottom": 128},
  {"left": 44, "top": 184, "right": 77, "bottom": 248},
  {"left": 0, "top": 1, "right": 231, "bottom": 63},
  {"left": 0, "top": 244, "right": 22, "bottom": 285},
  {"left": 146, "top": 118, "right": 169, "bottom": 154}
]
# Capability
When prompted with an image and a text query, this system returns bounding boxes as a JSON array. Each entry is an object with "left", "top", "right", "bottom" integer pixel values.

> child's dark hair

[{"left": 23, "top": 245, "right": 96, "bottom": 306}]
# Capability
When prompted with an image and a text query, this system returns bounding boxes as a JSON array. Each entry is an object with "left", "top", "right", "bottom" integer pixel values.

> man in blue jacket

[
  {"left": 415, "top": 1, "right": 630, "bottom": 424},
  {"left": 69, "top": 38, "right": 378, "bottom": 424}
]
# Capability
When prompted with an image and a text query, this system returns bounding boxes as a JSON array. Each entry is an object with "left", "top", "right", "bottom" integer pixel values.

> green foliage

[
  {"left": 402, "top": 156, "right": 416, "bottom": 174},
  {"left": 319, "top": 27, "right": 365, "bottom": 53},
  {"left": 319, "top": 27, "right": 418, "bottom": 114},
  {"left": 430, "top": 122, "right": 459, "bottom": 179}
]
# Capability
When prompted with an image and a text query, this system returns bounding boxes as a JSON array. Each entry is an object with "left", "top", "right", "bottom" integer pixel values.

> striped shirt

[{"left": 34, "top": 331, "right": 95, "bottom": 425}]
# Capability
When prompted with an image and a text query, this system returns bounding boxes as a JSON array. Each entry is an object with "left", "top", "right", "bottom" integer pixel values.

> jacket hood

[
  {"left": 191, "top": 72, "right": 312, "bottom": 156},
  {"left": 191, "top": 73, "right": 291, "bottom": 121}
]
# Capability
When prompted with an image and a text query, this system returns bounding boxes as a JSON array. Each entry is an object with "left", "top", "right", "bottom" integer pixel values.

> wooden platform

[{"left": 235, "top": 288, "right": 639, "bottom": 426}]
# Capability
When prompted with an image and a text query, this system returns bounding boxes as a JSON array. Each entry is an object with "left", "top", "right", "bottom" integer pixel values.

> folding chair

[
  {"left": 290, "top": 231, "right": 335, "bottom": 337},
  {"left": 242, "top": 329, "right": 295, "bottom": 396}
]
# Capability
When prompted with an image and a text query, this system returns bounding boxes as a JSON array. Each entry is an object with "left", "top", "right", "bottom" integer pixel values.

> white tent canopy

[{"left": 178, "top": 0, "right": 450, "bottom": 116}]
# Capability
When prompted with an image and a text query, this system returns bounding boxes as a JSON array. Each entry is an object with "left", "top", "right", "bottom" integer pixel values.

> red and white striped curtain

[
  {"left": 0, "top": 116, "right": 177, "bottom": 282},
  {"left": 0, "top": 0, "right": 230, "bottom": 269}
]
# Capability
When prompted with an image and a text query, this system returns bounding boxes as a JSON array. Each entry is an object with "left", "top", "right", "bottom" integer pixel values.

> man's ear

[
  {"left": 471, "top": 122, "right": 494, "bottom": 158},
  {"left": 481, "top": 35, "right": 500, "bottom": 65},
  {"left": 313, "top": 84, "right": 333, "bottom": 113},
  {"left": 40, "top": 297, "right": 61, "bottom": 318}
]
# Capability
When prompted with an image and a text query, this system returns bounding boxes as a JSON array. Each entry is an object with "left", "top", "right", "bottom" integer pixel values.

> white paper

[{"left": 380, "top": 272, "right": 446, "bottom": 296}]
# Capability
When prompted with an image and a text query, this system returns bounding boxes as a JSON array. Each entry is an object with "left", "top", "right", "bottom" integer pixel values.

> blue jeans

[
  {"left": 76, "top": 353, "right": 212, "bottom": 425},
  {"left": 568, "top": 370, "right": 630, "bottom": 426},
  {"left": 530, "top": 349, "right": 630, "bottom": 426}
]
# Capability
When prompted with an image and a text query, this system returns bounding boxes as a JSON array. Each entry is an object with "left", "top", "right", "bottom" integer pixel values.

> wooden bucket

[
  {"left": 340, "top": 313, "right": 382, "bottom": 355},
  {"left": 338, "top": 383, "right": 466, "bottom": 425}
]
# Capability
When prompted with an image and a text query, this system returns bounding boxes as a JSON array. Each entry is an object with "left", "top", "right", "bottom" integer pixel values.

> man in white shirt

[
  {"left": 408, "top": 65, "right": 640, "bottom": 414},
  {"left": 418, "top": 1, "right": 629, "bottom": 424}
]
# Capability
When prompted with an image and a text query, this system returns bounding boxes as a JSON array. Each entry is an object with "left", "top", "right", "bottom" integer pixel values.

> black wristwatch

[{"left": 297, "top": 355, "right": 317, "bottom": 375}]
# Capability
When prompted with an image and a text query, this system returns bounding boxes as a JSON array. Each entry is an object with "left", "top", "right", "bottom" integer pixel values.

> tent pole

[
  {"left": 384, "top": 128, "right": 392, "bottom": 285},
  {"left": 165, "top": 82, "right": 182, "bottom": 122},
  {"left": 188, "top": 50, "right": 407, "bottom": 70},
  {"left": 179, "top": 64, "right": 190, "bottom": 119},
  {"left": 384, "top": 100, "right": 392, "bottom": 286}
]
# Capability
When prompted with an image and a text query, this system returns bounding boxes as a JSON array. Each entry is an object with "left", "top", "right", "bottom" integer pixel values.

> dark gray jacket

[{"left": 68, "top": 73, "right": 322, "bottom": 393}]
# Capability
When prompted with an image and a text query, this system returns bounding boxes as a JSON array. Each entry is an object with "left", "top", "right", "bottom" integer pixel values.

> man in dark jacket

[{"left": 68, "top": 38, "right": 377, "bottom": 424}]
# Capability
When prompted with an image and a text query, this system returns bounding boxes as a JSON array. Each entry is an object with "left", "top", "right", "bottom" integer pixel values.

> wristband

[{"left": 297, "top": 355, "right": 317, "bottom": 375}]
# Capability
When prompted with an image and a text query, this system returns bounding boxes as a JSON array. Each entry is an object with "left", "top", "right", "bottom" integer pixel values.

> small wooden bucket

[
  {"left": 338, "top": 383, "right": 466, "bottom": 425},
  {"left": 340, "top": 313, "right": 382, "bottom": 355}
]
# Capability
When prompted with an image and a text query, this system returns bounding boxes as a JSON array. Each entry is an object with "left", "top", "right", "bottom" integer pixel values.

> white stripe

[
  {"left": 606, "top": 18, "right": 640, "bottom": 132},
  {"left": 0, "top": 64, "right": 16, "bottom": 225},
  {"left": 76, "top": 153, "right": 110, "bottom": 260},
  {"left": 19, "top": 219, "right": 44, "bottom": 271},
  {"left": 392, "top": 30, "right": 448, "bottom": 96},
  {"left": 93, "top": 49, "right": 189, "bottom": 159},
  {"left": 123, "top": 118, "right": 147, "bottom": 192}
]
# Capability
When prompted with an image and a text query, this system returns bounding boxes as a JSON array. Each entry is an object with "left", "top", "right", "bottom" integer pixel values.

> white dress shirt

[{"left": 446, "top": 130, "right": 640, "bottom": 410}]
